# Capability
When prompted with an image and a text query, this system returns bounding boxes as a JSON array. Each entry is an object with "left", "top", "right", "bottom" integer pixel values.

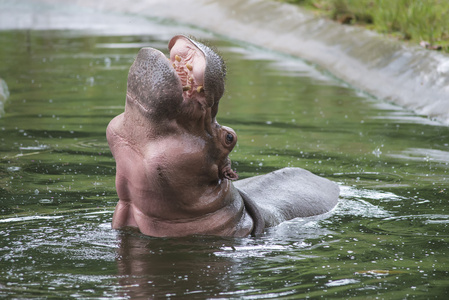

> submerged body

[{"left": 107, "top": 35, "right": 339, "bottom": 237}]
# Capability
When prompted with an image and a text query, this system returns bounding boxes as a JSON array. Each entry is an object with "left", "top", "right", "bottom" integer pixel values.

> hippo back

[{"left": 233, "top": 167, "right": 339, "bottom": 227}]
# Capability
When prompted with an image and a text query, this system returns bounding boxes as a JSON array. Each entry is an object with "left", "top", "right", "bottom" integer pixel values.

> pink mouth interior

[{"left": 169, "top": 38, "right": 206, "bottom": 99}]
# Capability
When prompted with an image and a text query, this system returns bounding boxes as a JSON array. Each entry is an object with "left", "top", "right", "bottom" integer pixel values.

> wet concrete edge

[{"left": 39, "top": 0, "right": 449, "bottom": 124}]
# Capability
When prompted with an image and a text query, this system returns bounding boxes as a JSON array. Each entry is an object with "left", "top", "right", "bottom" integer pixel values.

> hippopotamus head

[{"left": 124, "top": 35, "right": 237, "bottom": 180}]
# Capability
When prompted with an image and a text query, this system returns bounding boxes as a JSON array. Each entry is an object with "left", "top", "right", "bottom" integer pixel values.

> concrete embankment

[{"left": 31, "top": 0, "right": 449, "bottom": 124}]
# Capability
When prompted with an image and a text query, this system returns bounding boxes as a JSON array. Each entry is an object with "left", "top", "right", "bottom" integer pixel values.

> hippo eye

[{"left": 225, "top": 133, "right": 234, "bottom": 144}]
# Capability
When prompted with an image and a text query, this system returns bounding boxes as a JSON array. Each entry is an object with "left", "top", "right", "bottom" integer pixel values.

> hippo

[{"left": 106, "top": 35, "right": 339, "bottom": 237}]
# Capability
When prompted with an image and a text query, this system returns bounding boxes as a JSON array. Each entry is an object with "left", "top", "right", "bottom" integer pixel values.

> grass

[{"left": 279, "top": 0, "right": 449, "bottom": 52}]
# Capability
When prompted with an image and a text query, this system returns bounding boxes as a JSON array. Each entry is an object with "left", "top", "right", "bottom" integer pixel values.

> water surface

[{"left": 1, "top": 3, "right": 448, "bottom": 299}]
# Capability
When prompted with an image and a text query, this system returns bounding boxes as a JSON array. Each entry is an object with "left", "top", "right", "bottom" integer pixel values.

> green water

[{"left": 1, "top": 9, "right": 449, "bottom": 299}]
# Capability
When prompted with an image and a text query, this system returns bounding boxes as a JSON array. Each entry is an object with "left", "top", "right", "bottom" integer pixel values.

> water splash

[{"left": 0, "top": 78, "right": 10, "bottom": 117}]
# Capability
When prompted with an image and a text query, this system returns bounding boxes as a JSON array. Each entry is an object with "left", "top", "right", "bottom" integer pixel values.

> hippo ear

[
  {"left": 221, "top": 158, "right": 238, "bottom": 181},
  {"left": 223, "top": 167, "right": 238, "bottom": 181}
]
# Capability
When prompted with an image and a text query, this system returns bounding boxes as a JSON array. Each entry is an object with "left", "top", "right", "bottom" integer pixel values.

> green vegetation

[{"left": 280, "top": 0, "right": 449, "bottom": 52}]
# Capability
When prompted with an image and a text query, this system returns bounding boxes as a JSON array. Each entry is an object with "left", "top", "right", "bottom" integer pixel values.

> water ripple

[{"left": 0, "top": 215, "right": 63, "bottom": 223}]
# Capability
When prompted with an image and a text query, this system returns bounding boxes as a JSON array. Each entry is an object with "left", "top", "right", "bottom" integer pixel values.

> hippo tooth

[
  {"left": 175, "top": 55, "right": 181, "bottom": 62},
  {"left": 197, "top": 86, "right": 204, "bottom": 93},
  {"left": 186, "top": 63, "right": 193, "bottom": 71},
  {"left": 183, "top": 85, "right": 191, "bottom": 91}
]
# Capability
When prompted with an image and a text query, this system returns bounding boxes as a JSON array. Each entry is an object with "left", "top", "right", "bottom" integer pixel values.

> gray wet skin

[{"left": 107, "top": 35, "right": 340, "bottom": 237}]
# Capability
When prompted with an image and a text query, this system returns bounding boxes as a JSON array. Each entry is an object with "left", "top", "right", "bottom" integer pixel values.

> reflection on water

[
  {"left": 116, "top": 234, "right": 238, "bottom": 298},
  {"left": 1, "top": 2, "right": 449, "bottom": 299}
]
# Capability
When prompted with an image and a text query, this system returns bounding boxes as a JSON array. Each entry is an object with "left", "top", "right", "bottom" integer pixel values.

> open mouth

[{"left": 168, "top": 36, "right": 206, "bottom": 100}]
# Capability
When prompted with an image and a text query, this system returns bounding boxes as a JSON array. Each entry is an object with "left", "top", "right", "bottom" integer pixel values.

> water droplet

[
  {"left": 87, "top": 77, "right": 95, "bottom": 86},
  {"left": 39, "top": 199, "right": 53, "bottom": 204},
  {"left": 104, "top": 57, "right": 111, "bottom": 68},
  {"left": 7, "top": 166, "right": 20, "bottom": 172}
]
